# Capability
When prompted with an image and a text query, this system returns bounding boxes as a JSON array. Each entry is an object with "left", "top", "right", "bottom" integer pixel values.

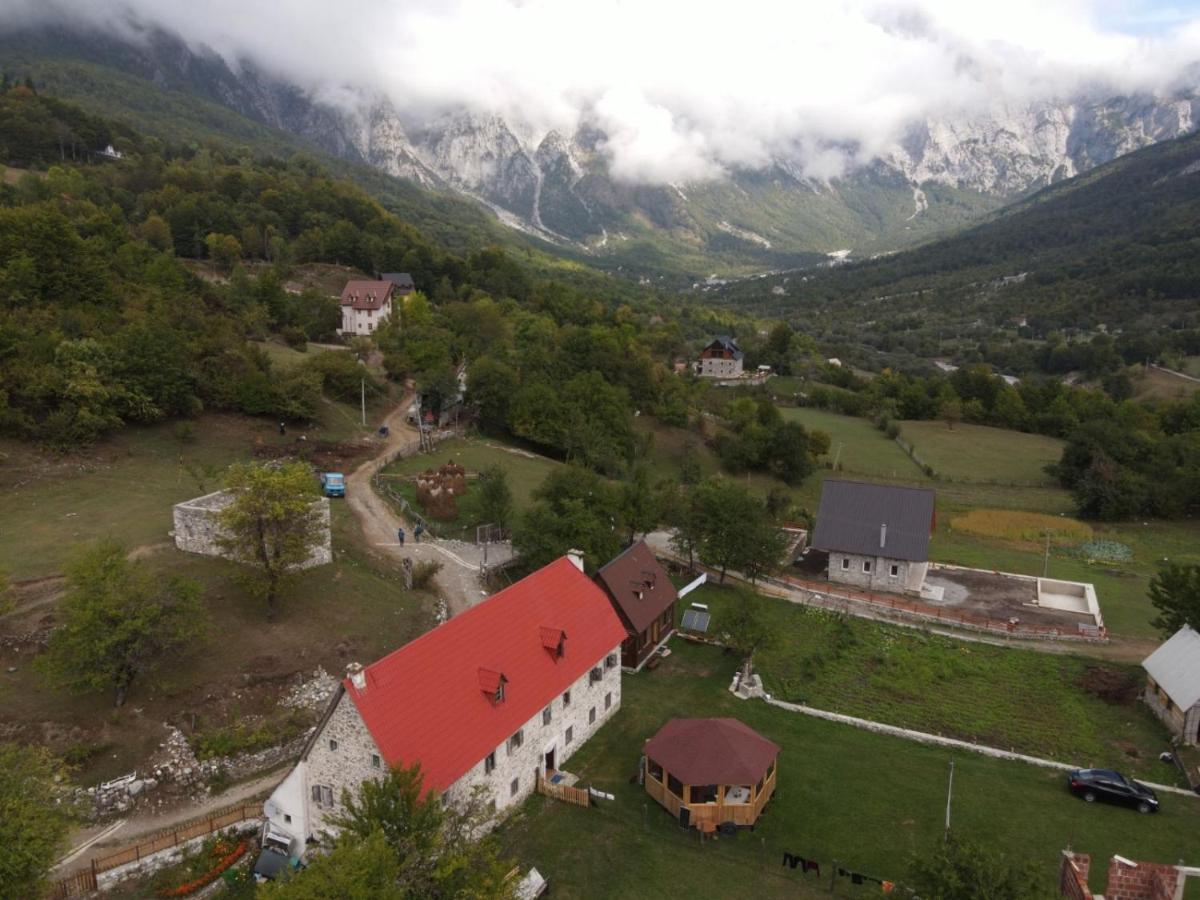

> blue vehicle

[{"left": 320, "top": 472, "right": 345, "bottom": 498}]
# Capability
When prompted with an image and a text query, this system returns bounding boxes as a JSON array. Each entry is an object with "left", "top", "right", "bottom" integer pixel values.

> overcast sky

[{"left": 8, "top": 0, "right": 1200, "bottom": 182}]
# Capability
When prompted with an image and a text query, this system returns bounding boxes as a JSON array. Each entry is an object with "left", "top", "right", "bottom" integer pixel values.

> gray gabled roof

[
  {"left": 380, "top": 272, "right": 415, "bottom": 289},
  {"left": 1143, "top": 625, "right": 1200, "bottom": 711},
  {"left": 810, "top": 480, "right": 935, "bottom": 562},
  {"left": 705, "top": 336, "right": 744, "bottom": 361}
]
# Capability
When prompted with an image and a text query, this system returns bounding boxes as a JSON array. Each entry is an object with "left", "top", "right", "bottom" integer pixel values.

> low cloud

[{"left": 6, "top": 0, "right": 1200, "bottom": 183}]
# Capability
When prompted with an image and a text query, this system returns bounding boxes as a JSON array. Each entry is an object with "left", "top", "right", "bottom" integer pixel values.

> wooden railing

[
  {"left": 536, "top": 773, "right": 590, "bottom": 808},
  {"left": 49, "top": 801, "right": 262, "bottom": 898}
]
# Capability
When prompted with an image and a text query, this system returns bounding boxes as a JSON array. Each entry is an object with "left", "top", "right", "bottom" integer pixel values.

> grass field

[
  {"left": 1132, "top": 364, "right": 1200, "bottom": 403},
  {"left": 684, "top": 583, "right": 1178, "bottom": 782},
  {"left": 0, "top": 408, "right": 387, "bottom": 580},
  {"left": 780, "top": 408, "right": 927, "bottom": 483},
  {"left": 0, "top": 501, "right": 436, "bottom": 784},
  {"left": 898, "top": 420, "right": 1064, "bottom": 485},
  {"left": 495, "top": 640, "right": 1200, "bottom": 898}
]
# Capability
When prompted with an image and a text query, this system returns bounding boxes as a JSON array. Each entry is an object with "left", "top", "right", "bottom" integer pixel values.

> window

[
  {"left": 667, "top": 773, "right": 684, "bottom": 798},
  {"left": 589, "top": 667, "right": 602, "bottom": 684},
  {"left": 605, "top": 692, "right": 612, "bottom": 711},
  {"left": 562, "top": 690, "right": 571, "bottom": 707},
  {"left": 647, "top": 759, "right": 663, "bottom": 781},
  {"left": 565, "top": 726, "right": 574, "bottom": 745},
  {"left": 328, "top": 739, "right": 338, "bottom": 752},
  {"left": 487, "top": 799, "right": 496, "bottom": 815},
  {"left": 484, "top": 752, "right": 496, "bottom": 775},
  {"left": 441, "top": 792, "right": 450, "bottom": 809},
  {"left": 840, "top": 557, "right": 850, "bottom": 570},
  {"left": 692, "top": 784, "right": 718, "bottom": 803},
  {"left": 542, "top": 706, "right": 552, "bottom": 726},
  {"left": 284, "top": 814, "right": 292, "bottom": 824},
  {"left": 589, "top": 707, "right": 597, "bottom": 724},
  {"left": 371, "top": 754, "right": 381, "bottom": 769},
  {"left": 510, "top": 778, "right": 520, "bottom": 797},
  {"left": 312, "top": 785, "right": 335, "bottom": 808},
  {"left": 495, "top": 682, "right": 505, "bottom": 704},
  {"left": 890, "top": 564, "right": 899, "bottom": 578},
  {"left": 862, "top": 560, "right": 872, "bottom": 573},
  {"left": 507, "top": 730, "right": 524, "bottom": 754},
  {"left": 605, "top": 653, "right": 618, "bottom": 669}
]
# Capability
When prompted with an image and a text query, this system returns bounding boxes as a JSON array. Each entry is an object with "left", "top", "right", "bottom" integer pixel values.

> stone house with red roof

[
  {"left": 263, "top": 555, "right": 626, "bottom": 849},
  {"left": 339, "top": 279, "right": 396, "bottom": 336}
]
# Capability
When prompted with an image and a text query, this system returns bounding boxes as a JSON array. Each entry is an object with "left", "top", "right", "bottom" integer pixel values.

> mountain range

[{"left": 2, "top": 23, "right": 1198, "bottom": 278}]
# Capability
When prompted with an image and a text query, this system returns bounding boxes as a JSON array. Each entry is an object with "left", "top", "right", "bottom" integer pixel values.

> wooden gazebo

[{"left": 643, "top": 717, "right": 779, "bottom": 831}]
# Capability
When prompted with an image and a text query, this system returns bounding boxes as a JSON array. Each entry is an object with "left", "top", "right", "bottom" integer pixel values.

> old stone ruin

[
  {"left": 415, "top": 460, "right": 467, "bottom": 520},
  {"left": 171, "top": 490, "right": 332, "bottom": 568}
]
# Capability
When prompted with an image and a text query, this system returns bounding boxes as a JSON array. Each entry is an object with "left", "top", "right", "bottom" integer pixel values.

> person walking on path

[
  {"left": 414, "top": 523, "right": 424, "bottom": 543},
  {"left": 397, "top": 527, "right": 405, "bottom": 547},
  {"left": 278, "top": 421, "right": 286, "bottom": 436}
]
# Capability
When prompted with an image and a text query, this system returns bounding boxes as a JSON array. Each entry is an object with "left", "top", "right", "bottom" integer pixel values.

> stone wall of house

[
  {"left": 828, "top": 552, "right": 923, "bottom": 594},
  {"left": 699, "top": 356, "right": 742, "bottom": 378},
  {"left": 172, "top": 491, "right": 331, "bottom": 569},
  {"left": 304, "top": 690, "right": 385, "bottom": 836},
  {"left": 444, "top": 644, "right": 624, "bottom": 820}
]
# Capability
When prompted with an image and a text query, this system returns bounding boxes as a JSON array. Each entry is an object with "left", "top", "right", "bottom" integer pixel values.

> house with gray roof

[
  {"left": 698, "top": 336, "right": 744, "bottom": 378},
  {"left": 810, "top": 480, "right": 936, "bottom": 595},
  {"left": 1142, "top": 625, "right": 1200, "bottom": 745}
]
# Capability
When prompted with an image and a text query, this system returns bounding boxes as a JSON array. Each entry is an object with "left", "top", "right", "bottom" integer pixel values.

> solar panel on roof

[{"left": 681, "top": 609, "right": 711, "bottom": 633}]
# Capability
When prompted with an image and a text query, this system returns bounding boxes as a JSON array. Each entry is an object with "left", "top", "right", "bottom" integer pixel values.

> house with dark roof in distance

[
  {"left": 697, "top": 336, "right": 744, "bottom": 378},
  {"left": 379, "top": 272, "right": 416, "bottom": 295},
  {"left": 339, "top": 279, "right": 396, "bottom": 336},
  {"left": 1142, "top": 625, "right": 1200, "bottom": 745},
  {"left": 262, "top": 555, "right": 626, "bottom": 851},
  {"left": 595, "top": 540, "right": 678, "bottom": 670},
  {"left": 810, "top": 480, "right": 936, "bottom": 595}
]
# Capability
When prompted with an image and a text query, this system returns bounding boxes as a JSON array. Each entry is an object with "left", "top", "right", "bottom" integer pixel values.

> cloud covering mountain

[{"left": 6, "top": 0, "right": 1200, "bottom": 184}]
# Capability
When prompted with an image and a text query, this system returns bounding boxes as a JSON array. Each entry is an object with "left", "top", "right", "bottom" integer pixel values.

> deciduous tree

[
  {"left": 907, "top": 834, "right": 1040, "bottom": 900},
  {"left": 1149, "top": 562, "right": 1200, "bottom": 637},
  {"left": 0, "top": 743, "right": 69, "bottom": 900},
  {"left": 217, "top": 462, "right": 324, "bottom": 618},
  {"left": 38, "top": 540, "right": 204, "bottom": 707}
]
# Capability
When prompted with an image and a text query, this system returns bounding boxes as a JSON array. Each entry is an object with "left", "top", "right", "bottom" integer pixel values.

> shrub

[
  {"left": 411, "top": 560, "right": 443, "bottom": 590},
  {"left": 281, "top": 326, "right": 309, "bottom": 350}
]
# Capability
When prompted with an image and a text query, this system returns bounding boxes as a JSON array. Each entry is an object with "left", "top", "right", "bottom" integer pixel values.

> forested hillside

[
  {"left": 715, "top": 128, "right": 1200, "bottom": 373},
  {"left": 0, "top": 86, "right": 696, "bottom": 460}
]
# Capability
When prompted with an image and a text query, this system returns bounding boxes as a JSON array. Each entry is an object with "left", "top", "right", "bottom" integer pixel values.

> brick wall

[
  {"left": 1104, "top": 857, "right": 1180, "bottom": 900},
  {"left": 1059, "top": 852, "right": 1093, "bottom": 900}
]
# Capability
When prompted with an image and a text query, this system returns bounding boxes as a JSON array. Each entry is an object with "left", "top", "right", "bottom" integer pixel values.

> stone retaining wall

[{"left": 172, "top": 490, "right": 331, "bottom": 569}]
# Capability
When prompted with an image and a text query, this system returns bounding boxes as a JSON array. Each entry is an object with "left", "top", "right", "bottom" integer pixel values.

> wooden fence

[
  {"left": 49, "top": 802, "right": 262, "bottom": 898},
  {"left": 536, "top": 774, "right": 590, "bottom": 808}
]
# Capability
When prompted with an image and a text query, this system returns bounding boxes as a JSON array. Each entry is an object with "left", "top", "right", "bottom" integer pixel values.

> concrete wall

[
  {"left": 828, "top": 551, "right": 923, "bottom": 594},
  {"left": 172, "top": 490, "right": 331, "bottom": 569},
  {"left": 340, "top": 302, "right": 392, "bottom": 336}
]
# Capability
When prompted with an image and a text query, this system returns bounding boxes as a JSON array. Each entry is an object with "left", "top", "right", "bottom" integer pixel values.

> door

[{"left": 545, "top": 747, "right": 556, "bottom": 774}]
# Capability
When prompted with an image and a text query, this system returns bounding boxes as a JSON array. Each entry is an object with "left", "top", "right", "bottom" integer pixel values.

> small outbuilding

[
  {"left": 1142, "top": 625, "right": 1200, "bottom": 745},
  {"left": 595, "top": 540, "right": 678, "bottom": 671},
  {"left": 643, "top": 717, "right": 779, "bottom": 831}
]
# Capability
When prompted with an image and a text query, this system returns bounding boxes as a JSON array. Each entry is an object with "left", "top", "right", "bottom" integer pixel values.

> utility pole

[
  {"left": 945, "top": 758, "right": 955, "bottom": 834},
  {"left": 832, "top": 442, "right": 844, "bottom": 472},
  {"left": 361, "top": 377, "right": 366, "bottom": 427},
  {"left": 1043, "top": 532, "right": 1051, "bottom": 577}
]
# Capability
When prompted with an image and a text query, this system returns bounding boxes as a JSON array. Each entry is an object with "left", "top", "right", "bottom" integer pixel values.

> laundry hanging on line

[{"left": 780, "top": 852, "right": 820, "bottom": 875}]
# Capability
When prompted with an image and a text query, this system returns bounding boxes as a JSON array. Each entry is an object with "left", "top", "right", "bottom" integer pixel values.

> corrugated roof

[
  {"left": 340, "top": 280, "right": 395, "bottom": 310},
  {"left": 645, "top": 718, "right": 779, "bottom": 785},
  {"left": 343, "top": 557, "right": 626, "bottom": 794},
  {"left": 380, "top": 272, "right": 415, "bottom": 290},
  {"left": 596, "top": 540, "right": 678, "bottom": 635},
  {"left": 810, "top": 479, "right": 935, "bottom": 562},
  {"left": 1143, "top": 625, "right": 1200, "bottom": 711},
  {"left": 704, "top": 336, "right": 744, "bottom": 361}
]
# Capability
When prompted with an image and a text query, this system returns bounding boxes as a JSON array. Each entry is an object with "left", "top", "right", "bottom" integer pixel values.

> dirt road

[{"left": 342, "top": 398, "right": 487, "bottom": 616}]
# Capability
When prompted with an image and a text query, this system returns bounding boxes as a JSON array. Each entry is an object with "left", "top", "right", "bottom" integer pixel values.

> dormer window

[
  {"left": 540, "top": 626, "right": 567, "bottom": 658},
  {"left": 479, "top": 668, "right": 507, "bottom": 703}
]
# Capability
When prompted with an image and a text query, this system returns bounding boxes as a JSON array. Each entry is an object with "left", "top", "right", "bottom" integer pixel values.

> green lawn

[
  {"left": 898, "top": 421, "right": 1065, "bottom": 485},
  {"left": 780, "top": 408, "right": 928, "bottom": 483},
  {"left": 684, "top": 583, "right": 1178, "bottom": 782},
  {"left": 495, "top": 641, "right": 1200, "bottom": 898}
]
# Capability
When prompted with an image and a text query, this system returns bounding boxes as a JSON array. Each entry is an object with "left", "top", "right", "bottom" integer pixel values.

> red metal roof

[
  {"left": 343, "top": 557, "right": 626, "bottom": 793},
  {"left": 340, "top": 280, "right": 395, "bottom": 310},
  {"left": 645, "top": 718, "right": 779, "bottom": 785}
]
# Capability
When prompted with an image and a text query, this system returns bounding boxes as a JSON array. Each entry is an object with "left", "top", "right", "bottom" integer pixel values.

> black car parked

[{"left": 1066, "top": 769, "right": 1159, "bottom": 813}]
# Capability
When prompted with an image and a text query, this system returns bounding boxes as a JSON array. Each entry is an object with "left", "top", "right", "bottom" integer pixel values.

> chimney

[
  {"left": 567, "top": 549, "right": 584, "bottom": 572},
  {"left": 880, "top": 523, "right": 887, "bottom": 549},
  {"left": 346, "top": 662, "right": 366, "bottom": 691}
]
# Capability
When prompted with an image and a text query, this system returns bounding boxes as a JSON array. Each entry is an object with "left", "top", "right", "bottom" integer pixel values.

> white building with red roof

[
  {"left": 263, "top": 555, "right": 627, "bottom": 848},
  {"left": 339, "top": 279, "right": 396, "bottom": 336}
]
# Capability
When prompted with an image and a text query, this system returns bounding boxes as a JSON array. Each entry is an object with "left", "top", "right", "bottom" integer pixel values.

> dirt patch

[
  {"left": 251, "top": 437, "right": 374, "bottom": 472},
  {"left": 1078, "top": 665, "right": 1141, "bottom": 705}
]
